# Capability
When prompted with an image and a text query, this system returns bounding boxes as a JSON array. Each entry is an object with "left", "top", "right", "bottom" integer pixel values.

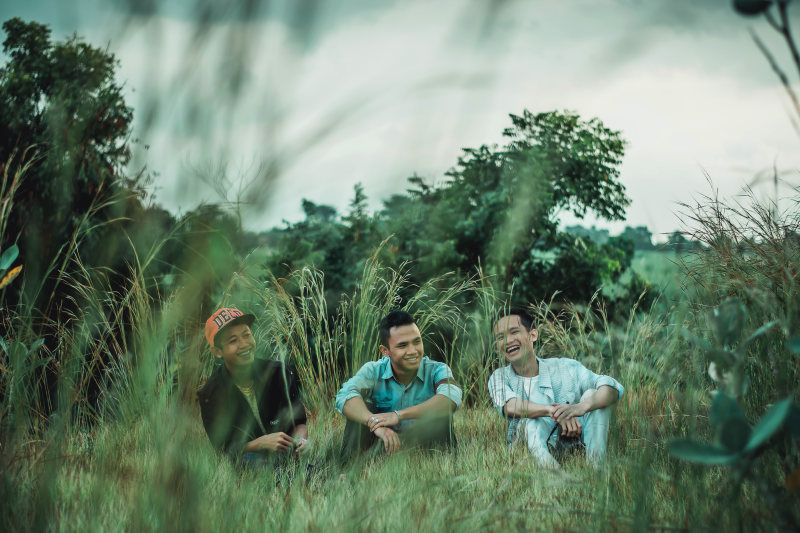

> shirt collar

[
  {"left": 508, "top": 357, "right": 552, "bottom": 389},
  {"left": 379, "top": 356, "right": 425, "bottom": 383}
]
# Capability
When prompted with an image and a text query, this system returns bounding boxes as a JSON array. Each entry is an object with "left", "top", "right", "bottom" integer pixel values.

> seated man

[
  {"left": 489, "top": 307, "right": 624, "bottom": 468},
  {"left": 198, "top": 307, "right": 309, "bottom": 464},
  {"left": 335, "top": 310, "right": 462, "bottom": 457}
]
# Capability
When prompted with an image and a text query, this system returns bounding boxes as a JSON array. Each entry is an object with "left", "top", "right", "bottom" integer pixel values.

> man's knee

[
  {"left": 402, "top": 412, "right": 457, "bottom": 450},
  {"left": 517, "top": 417, "right": 553, "bottom": 445}
]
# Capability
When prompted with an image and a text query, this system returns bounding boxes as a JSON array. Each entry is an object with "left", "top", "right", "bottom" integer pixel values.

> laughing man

[
  {"left": 335, "top": 310, "right": 462, "bottom": 457},
  {"left": 489, "top": 307, "right": 624, "bottom": 468},
  {"left": 198, "top": 307, "right": 309, "bottom": 464}
]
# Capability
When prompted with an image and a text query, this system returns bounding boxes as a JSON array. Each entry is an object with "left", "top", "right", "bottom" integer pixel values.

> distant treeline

[{"left": 563, "top": 225, "right": 705, "bottom": 252}]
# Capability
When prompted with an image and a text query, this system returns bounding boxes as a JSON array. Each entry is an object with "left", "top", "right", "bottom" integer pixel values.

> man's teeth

[{"left": 506, "top": 346, "right": 520, "bottom": 354}]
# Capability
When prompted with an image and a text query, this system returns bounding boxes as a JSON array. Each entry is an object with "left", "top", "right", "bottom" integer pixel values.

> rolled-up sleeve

[
  {"left": 432, "top": 363, "right": 462, "bottom": 409},
  {"left": 334, "top": 362, "right": 379, "bottom": 413},
  {"left": 571, "top": 359, "right": 624, "bottom": 399},
  {"left": 487, "top": 368, "right": 519, "bottom": 414}
]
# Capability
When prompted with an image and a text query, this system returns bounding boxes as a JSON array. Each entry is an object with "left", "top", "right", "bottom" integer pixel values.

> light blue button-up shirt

[
  {"left": 488, "top": 357, "right": 624, "bottom": 444},
  {"left": 335, "top": 356, "right": 462, "bottom": 429}
]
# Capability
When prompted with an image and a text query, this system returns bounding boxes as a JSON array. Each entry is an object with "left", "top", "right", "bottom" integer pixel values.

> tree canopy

[
  {"left": 266, "top": 109, "right": 643, "bottom": 312},
  {"left": 0, "top": 18, "right": 136, "bottom": 308}
]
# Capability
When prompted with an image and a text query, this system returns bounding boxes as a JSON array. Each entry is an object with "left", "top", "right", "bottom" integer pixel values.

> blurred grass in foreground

[{"left": 2, "top": 186, "right": 798, "bottom": 531}]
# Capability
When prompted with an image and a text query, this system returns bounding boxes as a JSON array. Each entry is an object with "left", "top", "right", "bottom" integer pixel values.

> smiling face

[
  {"left": 493, "top": 314, "right": 538, "bottom": 364},
  {"left": 211, "top": 323, "right": 256, "bottom": 373},
  {"left": 380, "top": 322, "right": 424, "bottom": 379}
]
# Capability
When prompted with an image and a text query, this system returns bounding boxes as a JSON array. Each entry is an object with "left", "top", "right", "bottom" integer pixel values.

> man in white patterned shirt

[{"left": 488, "top": 307, "right": 624, "bottom": 468}]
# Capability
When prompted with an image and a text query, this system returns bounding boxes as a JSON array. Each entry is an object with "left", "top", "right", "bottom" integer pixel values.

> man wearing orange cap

[{"left": 198, "top": 307, "right": 309, "bottom": 463}]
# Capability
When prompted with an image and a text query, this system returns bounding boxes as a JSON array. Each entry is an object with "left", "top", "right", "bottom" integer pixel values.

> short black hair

[
  {"left": 379, "top": 309, "right": 416, "bottom": 346},
  {"left": 495, "top": 306, "right": 534, "bottom": 331}
]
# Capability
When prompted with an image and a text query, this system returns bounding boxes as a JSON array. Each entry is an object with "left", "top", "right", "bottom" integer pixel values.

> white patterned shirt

[{"left": 488, "top": 357, "right": 624, "bottom": 444}]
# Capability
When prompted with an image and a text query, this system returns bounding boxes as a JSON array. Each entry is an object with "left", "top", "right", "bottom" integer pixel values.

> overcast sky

[{"left": 2, "top": 0, "right": 800, "bottom": 239}]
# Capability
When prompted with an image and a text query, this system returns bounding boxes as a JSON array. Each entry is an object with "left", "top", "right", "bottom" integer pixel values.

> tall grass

[{"left": 2, "top": 179, "right": 799, "bottom": 531}]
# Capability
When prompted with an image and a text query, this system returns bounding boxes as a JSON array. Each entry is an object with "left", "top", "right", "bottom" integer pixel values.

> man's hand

[
  {"left": 559, "top": 416, "right": 582, "bottom": 438},
  {"left": 294, "top": 437, "right": 310, "bottom": 456},
  {"left": 551, "top": 402, "right": 587, "bottom": 424},
  {"left": 373, "top": 427, "right": 401, "bottom": 455},
  {"left": 366, "top": 411, "right": 400, "bottom": 432},
  {"left": 249, "top": 432, "right": 293, "bottom": 453},
  {"left": 551, "top": 402, "right": 587, "bottom": 438}
]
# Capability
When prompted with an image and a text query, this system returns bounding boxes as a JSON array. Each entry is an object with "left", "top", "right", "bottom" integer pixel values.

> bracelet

[{"left": 394, "top": 410, "right": 402, "bottom": 423}]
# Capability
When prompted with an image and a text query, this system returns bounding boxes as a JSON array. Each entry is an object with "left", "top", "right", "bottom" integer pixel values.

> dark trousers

[{"left": 341, "top": 404, "right": 457, "bottom": 459}]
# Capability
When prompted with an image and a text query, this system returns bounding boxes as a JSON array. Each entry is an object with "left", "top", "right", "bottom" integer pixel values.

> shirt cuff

[
  {"left": 334, "top": 391, "right": 362, "bottom": 413},
  {"left": 595, "top": 376, "right": 624, "bottom": 399},
  {"left": 436, "top": 383, "right": 463, "bottom": 409}
]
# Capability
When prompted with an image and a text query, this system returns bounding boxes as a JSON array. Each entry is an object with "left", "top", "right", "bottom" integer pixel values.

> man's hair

[
  {"left": 379, "top": 309, "right": 416, "bottom": 346},
  {"left": 495, "top": 306, "right": 534, "bottom": 331}
]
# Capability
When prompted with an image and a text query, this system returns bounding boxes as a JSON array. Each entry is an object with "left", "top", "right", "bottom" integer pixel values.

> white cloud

[{"left": 49, "top": 0, "right": 800, "bottom": 233}]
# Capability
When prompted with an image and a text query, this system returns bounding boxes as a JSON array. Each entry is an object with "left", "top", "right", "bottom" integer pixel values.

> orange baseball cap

[{"left": 205, "top": 307, "right": 255, "bottom": 347}]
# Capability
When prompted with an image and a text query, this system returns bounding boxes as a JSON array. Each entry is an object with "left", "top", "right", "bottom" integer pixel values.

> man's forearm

[
  {"left": 396, "top": 394, "right": 456, "bottom": 421},
  {"left": 503, "top": 398, "right": 551, "bottom": 418},
  {"left": 580, "top": 385, "right": 619, "bottom": 413},
  {"left": 342, "top": 396, "right": 373, "bottom": 425}
]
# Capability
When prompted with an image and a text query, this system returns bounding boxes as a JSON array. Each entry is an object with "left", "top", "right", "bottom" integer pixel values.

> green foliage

[
  {"left": 668, "top": 395, "right": 793, "bottom": 468},
  {"left": 733, "top": 0, "right": 775, "bottom": 17},
  {"left": 617, "top": 226, "right": 655, "bottom": 250},
  {"left": 0, "top": 18, "right": 139, "bottom": 306},
  {"left": 265, "top": 110, "right": 637, "bottom": 317},
  {"left": 0, "top": 244, "right": 18, "bottom": 270}
]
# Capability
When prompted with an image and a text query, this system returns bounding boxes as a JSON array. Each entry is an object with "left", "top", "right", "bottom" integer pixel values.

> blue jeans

[{"left": 512, "top": 389, "right": 611, "bottom": 468}]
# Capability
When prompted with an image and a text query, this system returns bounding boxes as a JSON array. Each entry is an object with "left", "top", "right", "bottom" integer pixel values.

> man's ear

[
  {"left": 379, "top": 345, "right": 390, "bottom": 357},
  {"left": 211, "top": 346, "right": 222, "bottom": 359},
  {"left": 529, "top": 328, "right": 539, "bottom": 344}
]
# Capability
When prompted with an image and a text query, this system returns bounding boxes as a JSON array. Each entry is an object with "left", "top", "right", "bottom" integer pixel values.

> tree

[
  {"left": 386, "top": 110, "right": 632, "bottom": 300},
  {"left": 0, "top": 18, "right": 136, "bottom": 310},
  {"left": 618, "top": 226, "right": 655, "bottom": 250},
  {"left": 264, "top": 109, "right": 637, "bottom": 316}
]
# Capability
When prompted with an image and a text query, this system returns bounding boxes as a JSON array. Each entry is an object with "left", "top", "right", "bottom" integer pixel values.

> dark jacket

[{"left": 197, "top": 358, "right": 307, "bottom": 457}]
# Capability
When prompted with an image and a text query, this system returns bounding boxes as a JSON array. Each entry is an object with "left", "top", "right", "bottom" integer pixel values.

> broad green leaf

[
  {"left": 707, "top": 348, "right": 736, "bottom": 370},
  {"left": 786, "top": 403, "right": 800, "bottom": 439},
  {"left": 27, "top": 338, "right": 45, "bottom": 354},
  {"left": 741, "top": 373, "right": 751, "bottom": 397},
  {"left": 29, "top": 355, "right": 52, "bottom": 372},
  {"left": 668, "top": 439, "right": 739, "bottom": 465},
  {"left": 787, "top": 336, "right": 800, "bottom": 355},
  {"left": 713, "top": 298, "right": 746, "bottom": 347},
  {"left": 787, "top": 404, "right": 800, "bottom": 439},
  {"left": 711, "top": 391, "right": 744, "bottom": 428},
  {"left": 682, "top": 329, "right": 711, "bottom": 351},
  {"left": 742, "top": 321, "right": 777, "bottom": 347},
  {"left": 719, "top": 417, "right": 751, "bottom": 452},
  {"left": 0, "top": 244, "right": 19, "bottom": 270},
  {"left": 744, "top": 398, "right": 793, "bottom": 453},
  {"left": 733, "top": 1, "right": 772, "bottom": 17}
]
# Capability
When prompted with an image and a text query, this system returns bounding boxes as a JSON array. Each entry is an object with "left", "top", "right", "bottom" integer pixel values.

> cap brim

[{"left": 226, "top": 314, "right": 255, "bottom": 328}]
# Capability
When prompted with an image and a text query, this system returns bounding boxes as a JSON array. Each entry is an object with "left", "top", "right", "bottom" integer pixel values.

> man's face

[
  {"left": 493, "top": 315, "right": 537, "bottom": 364},
  {"left": 212, "top": 323, "right": 256, "bottom": 372},
  {"left": 381, "top": 323, "right": 424, "bottom": 376}
]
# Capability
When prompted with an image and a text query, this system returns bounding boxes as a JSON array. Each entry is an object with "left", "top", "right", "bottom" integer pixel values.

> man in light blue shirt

[
  {"left": 335, "top": 310, "right": 462, "bottom": 457},
  {"left": 489, "top": 307, "right": 624, "bottom": 468}
]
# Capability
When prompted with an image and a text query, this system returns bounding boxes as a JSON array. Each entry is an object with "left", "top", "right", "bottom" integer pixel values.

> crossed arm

[
  {"left": 243, "top": 424, "right": 308, "bottom": 454},
  {"left": 342, "top": 393, "right": 458, "bottom": 454},
  {"left": 503, "top": 385, "right": 619, "bottom": 438}
]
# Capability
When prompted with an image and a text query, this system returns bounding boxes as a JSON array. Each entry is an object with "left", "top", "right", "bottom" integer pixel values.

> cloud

[{"left": 5, "top": 0, "right": 797, "bottom": 234}]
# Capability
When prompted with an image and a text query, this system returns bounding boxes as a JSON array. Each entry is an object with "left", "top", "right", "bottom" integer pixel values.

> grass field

[{"left": 2, "top": 212, "right": 798, "bottom": 532}]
